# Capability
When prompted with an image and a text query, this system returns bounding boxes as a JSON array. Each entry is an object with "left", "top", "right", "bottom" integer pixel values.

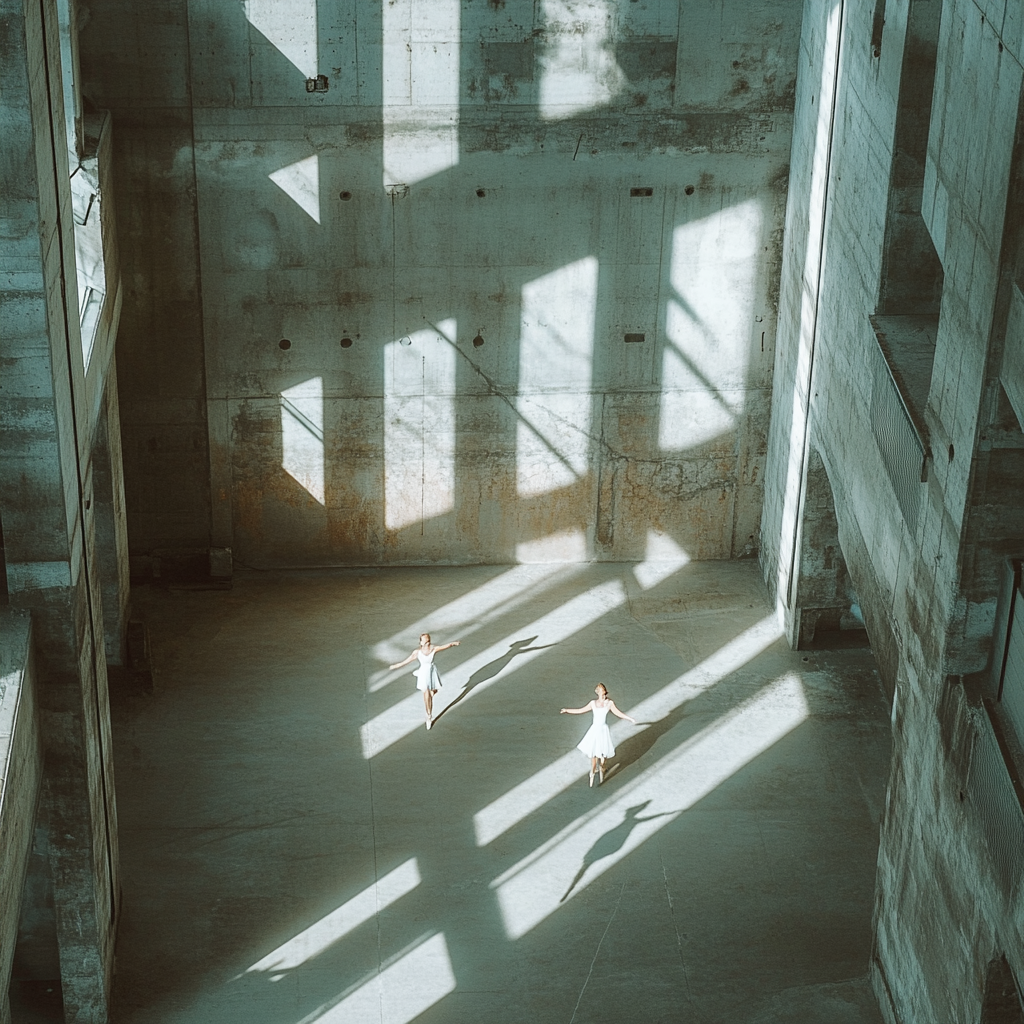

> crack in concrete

[
  {"left": 568, "top": 880, "right": 627, "bottom": 1024},
  {"left": 661, "top": 854, "right": 711, "bottom": 1023}
]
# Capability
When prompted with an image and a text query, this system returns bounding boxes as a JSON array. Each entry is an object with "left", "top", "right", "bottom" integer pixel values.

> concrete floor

[{"left": 103, "top": 561, "right": 888, "bottom": 1024}]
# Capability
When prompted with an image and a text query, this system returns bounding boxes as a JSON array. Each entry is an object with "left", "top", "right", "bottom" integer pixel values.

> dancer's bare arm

[
  {"left": 389, "top": 650, "right": 418, "bottom": 670},
  {"left": 434, "top": 640, "right": 461, "bottom": 653},
  {"left": 560, "top": 701, "right": 594, "bottom": 715},
  {"left": 608, "top": 700, "right": 636, "bottom": 723}
]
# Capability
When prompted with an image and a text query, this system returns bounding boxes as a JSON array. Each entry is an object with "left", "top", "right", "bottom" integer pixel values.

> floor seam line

[{"left": 568, "top": 880, "right": 626, "bottom": 1024}]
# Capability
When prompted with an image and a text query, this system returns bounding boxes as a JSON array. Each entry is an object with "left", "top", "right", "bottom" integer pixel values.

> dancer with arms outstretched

[
  {"left": 390, "top": 633, "right": 460, "bottom": 730},
  {"left": 561, "top": 683, "right": 635, "bottom": 786}
]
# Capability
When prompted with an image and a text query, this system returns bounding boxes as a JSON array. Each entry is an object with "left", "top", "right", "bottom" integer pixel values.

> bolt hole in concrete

[
  {"left": 476, "top": 188, "right": 486, "bottom": 197},
  {"left": 684, "top": 185, "right": 695, "bottom": 195},
  {"left": 339, "top": 191, "right": 352, "bottom": 201},
  {"left": 399, "top": 336, "right": 412, "bottom": 347},
  {"left": 278, "top": 339, "right": 291, "bottom": 350},
  {"left": 630, "top": 186, "right": 653, "bottom": 197},
  {"left": 472, "top": 334, "right": 485, "bottom": 348},
  {"left": 340, "top": 337, "right": 353, "bottom": 349}
]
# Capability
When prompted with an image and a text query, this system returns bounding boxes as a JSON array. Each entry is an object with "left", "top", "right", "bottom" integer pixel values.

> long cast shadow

[
  {"left": 605, "top": 703, "right": 692, "bottom": 780},
  {"left": 560, "top": 801, "right": 672, "bottom": 902},
  {"left": 435, "top": 636, "right": 556, "bottom": 720}
]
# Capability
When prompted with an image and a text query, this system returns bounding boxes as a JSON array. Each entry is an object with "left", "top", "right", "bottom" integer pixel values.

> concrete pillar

[
  {"left": 92, "top": 363, "right": 131, "bottom": 666},
  {"left": 0, "top": 0, "right": 118, "bottom": 1019},
  {"left": 790, "top": 445, "right": 854, "bottom": 647}
]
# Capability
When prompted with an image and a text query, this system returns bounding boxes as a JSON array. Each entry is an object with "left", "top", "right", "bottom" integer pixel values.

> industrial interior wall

[
  {"left": 763, "top": 0, "right": 1024, "bottom": 1019},
  {"left": 78, "top": 0, "right": 802, "bottom": 567}
]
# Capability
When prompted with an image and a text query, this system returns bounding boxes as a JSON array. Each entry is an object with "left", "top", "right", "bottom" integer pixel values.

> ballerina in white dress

[
  {"left": 389, "top": 633, "right": 460, "bottom": 730},
  {"left": 561, "top": 683, "right": 636, "bottom": 786}
]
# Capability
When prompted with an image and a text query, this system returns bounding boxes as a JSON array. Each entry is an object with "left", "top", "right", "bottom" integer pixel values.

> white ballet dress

[
  {"left": 414, "top": 648, "right": 442, "bottom": 692},
  {"left": 577, "top": 702, "right": 615, "bottom": 758}
]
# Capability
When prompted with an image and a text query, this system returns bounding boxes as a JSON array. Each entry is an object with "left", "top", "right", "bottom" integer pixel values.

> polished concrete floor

[{"left": 103, "top": 561, "right": 888, "bottom": 1024}]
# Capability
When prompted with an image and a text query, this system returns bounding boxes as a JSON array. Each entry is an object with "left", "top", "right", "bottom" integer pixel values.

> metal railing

[{"left": 869, "top": 325, "right": 930, "bottom": 532}]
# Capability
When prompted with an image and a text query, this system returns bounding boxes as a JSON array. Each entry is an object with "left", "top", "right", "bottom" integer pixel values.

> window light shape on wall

[
  {"left": 280, "top": 377, "right": 325, "bottom": 504},
  {"left": 244, "top": 0, "right": 317, "bottom": 79},
  {"left": 269, "top": 154, "right": 321, "bottom": 224}
]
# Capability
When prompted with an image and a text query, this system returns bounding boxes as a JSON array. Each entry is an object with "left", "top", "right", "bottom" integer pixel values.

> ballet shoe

[
  {"left": 426, "top": 718, "right": 432, "bottom": 730},
  {"left": 588, "top": 769, "right": 595, "bottom": 788}
]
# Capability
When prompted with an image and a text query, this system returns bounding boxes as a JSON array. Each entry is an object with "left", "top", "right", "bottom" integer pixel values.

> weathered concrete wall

[
  {"left": 762, "top": 0, "right": 1024, "bottom": 1019},
  {"left": 0, "top": 611, "right": 41, "bottom": 1024},
  {"left": 0, "top": 0, "right": 122, "bottom": 1018},
  {"left": 80, "top": 0, "right": 803, "bottom": 566},
  {"left": 758, "top": 0, "right": 842, "bottom": 633},
  {"left": 92, "top": 366, "right": 131, "bottom": 666}
]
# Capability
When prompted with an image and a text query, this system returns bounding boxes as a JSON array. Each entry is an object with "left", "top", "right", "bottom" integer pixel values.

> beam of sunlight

[
  {"left": 269, "top": 154, "right": 321, "bottom": 224},
  {"left": 538, "top": 0, "right": 626, "bottom": 119},
  {"left": 776, "top": 3, "right": 842, "bottom": 612},
  {"left": 660, "top": 198, "right": 764, "bottom": 450},
  {"left": 244, "top": 0, "right": 317, "bottom": 79},
  {"left": 515, "top": 527, "right": 588, "bottom": 563},
  {"left": 384, "top": 320, "right": 456, "bottom": 531},
  {"left": 633, "top": 530, "right": 691, "bottom": 590},
  {"left": 516, "top": 257, "right": 598, "bottom": 496},
  {"left": 305, "top": 932, "right": 455, "bottom": 1024},
  {"left": 382, "top": 0, "right": 459, "bottom": 186},
  {"left": 370, "top": 563, "right": 575, "bottom": 686},
  {"left": 281, "top": 377, "right": 325, "bottom": 504},
  {"left": 474, "top": 614, "right": 781, "bottom": 846},
  {"left": 492, "top": 673, "right": 808, "bottom": 938},
  {"left": 70, "top": 163, "right": 105, "bottom": 370},
  {"left": 361, "top": 578, "right": 627, "bottom": 759},
  {"left": 244, "top": 859, "right": 421, "bottom": 975}
]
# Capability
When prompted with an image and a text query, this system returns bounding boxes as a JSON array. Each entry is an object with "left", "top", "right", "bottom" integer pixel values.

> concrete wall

[
  {"left": 0, "top": 611, "right": 42, "bottom": 1024},
  {"left": 0, "top": 0, "right": 124, "bottom": 1017},
  {"left": 80, "top": 0, "right": 804, "bottom": 567},
  {"left": 762, "top": 0, "right": 1024, "bottom": 1019}
]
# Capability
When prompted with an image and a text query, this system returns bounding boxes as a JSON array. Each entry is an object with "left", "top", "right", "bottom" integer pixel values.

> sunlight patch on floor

[
  {"left": 369, "top": 564, "right": 573, "bottom": 679},
  {"left": 492, "top": 673, "right": 808, "bottom": 938},
  {"left": 361, "top": 578, "right": 627, "bottom": 758},
  {"left": 473, "top": 615, "right": 780, "bottom": 846},
  {"left": 244, "top": 858, "right": 421, "bottom": 976},
  {"left": 303, "top": 932, "right": 455, "bottom": 1024},
  {"left": 633, "top": 530, "right": 691, "bottom": 590}
]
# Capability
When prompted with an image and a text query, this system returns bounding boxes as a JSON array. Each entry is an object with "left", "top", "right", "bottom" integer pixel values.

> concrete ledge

[{"left": 0, "top": 609, "right": 42, "bottom": 1023}]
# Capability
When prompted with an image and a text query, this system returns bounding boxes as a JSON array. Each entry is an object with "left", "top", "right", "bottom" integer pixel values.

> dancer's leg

[
  {"left": 589, "top": 756, "right": 597, "bottom": 787},
  {"left": 423, "top": 688, "right": 434, "bottom": 726},
  {"left": 598, "top": 758, "right": 605, "bottom": 784}
]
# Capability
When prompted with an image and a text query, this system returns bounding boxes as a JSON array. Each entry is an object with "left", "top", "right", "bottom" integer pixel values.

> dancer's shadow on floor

[
  {"left": 436, "top": 637, "right": 556, "bottom": 720},
  {"left": 560, "top": 801, "right": 671, "bottom": 902},
  {"left": 605, "top": 704, "right": 690, "bottom": 781}
]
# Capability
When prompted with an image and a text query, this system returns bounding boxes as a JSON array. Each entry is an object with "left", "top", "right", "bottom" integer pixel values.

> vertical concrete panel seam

[{"left": 184, "top": 0, "right": 214, "bottom": 549}]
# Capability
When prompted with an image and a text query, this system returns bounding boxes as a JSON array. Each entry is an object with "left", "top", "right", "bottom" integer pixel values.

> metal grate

[
  {"left": 968, "top": 706, "right": 1024, "bottom": 896},
  {"left": 870, "top": 348, "right": 926, "bottom": 531}
]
